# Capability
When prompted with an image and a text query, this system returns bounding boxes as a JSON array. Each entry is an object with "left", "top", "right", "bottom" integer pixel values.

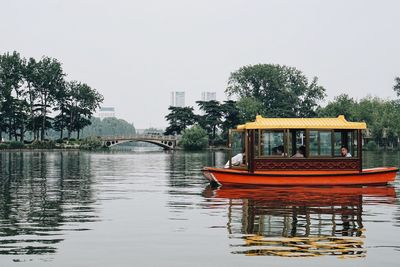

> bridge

[{"left": 100, "top": 134, "right": 179, "bottom": 150}]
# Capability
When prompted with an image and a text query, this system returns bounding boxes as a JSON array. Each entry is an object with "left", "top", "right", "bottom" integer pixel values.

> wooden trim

[
  {"left": 204, "top": 166, "right": 398, "bottom": 177},
  {"left": 358, "top": 129, "right": 362, "bottom": 172},
  {"left": 331, "top": 129, "right": 335, "bottom": 157},
  {"left": 254, "top": 158, "right": 361, "bottom": 171},
  {"left": 306, "top": 129, "right": 310, "bottom": 158},
  {"left": 249, "top": 130, "right": 255, "bottom": 173}
]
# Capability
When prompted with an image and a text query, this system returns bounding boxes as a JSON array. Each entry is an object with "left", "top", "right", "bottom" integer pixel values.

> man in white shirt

[
  {"left": 224, "top": 153, "right": 244, "bottom": 168},
  {"left": 341, "top": 146, "right": 352, "bottom": 157}
]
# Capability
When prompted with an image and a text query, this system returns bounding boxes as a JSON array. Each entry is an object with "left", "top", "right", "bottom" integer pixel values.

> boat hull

[{"left": 202, "top": 167, "right": 398, "bottom": 186}]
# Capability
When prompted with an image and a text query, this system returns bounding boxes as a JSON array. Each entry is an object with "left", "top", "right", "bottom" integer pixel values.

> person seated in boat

[
  {"left": 272, "top": 145, "right": 285, "bottom": 156},
  {"left": 292, "top": 145, "right": 306, "bottom": 158},
  {"left": 277, "top": 145, "right": 284, "bottom": 156},
  {"left": 224, "top": 152, "right": 245, "bottom": 168},
  {"left": 340, "top": 146, "right": 352, "bottom": 157}
]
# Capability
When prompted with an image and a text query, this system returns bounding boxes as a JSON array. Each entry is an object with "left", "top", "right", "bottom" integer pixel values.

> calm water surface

[{"left": 0, "top": 150, "right": 399, "bottom": 266}]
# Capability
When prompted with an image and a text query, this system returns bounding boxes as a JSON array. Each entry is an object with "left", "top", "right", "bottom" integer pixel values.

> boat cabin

[{"left": 228, "top": 115, "right": 366, "bottom": 172}]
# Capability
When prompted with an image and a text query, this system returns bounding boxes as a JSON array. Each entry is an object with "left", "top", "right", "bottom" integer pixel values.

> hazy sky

[{"left": 1, "top": 0, "right": 399, "bottom": 128}]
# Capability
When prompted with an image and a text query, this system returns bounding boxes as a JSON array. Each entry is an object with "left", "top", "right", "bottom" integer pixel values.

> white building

[
  {"left": 201, "top": 91, "right": 217, "bottom": 101},
  {"left": 98, "top": 107, "right": 115, "bottom": 119},
  {"left": 170, "top": 91, "right": 185, "bottom": 107}
]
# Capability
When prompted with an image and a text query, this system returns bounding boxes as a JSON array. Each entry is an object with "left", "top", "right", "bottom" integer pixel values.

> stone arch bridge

[{"left": 100, "top": 134, "right": 178, "bottom": 150}]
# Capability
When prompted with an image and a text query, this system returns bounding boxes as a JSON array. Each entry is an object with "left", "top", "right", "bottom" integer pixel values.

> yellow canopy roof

[{"left": 237, "top": 115, "right": 366, "bottom": 130}]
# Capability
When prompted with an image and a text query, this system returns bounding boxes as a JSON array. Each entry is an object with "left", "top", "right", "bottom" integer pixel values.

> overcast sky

[{"left": 1, "top": 0, "right": 399, "bottom": 128}]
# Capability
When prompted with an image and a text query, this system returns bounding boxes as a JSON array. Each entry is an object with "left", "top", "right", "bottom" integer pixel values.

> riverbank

[{"left": 0, "top": 137, "right": 105, "bottom": 151}]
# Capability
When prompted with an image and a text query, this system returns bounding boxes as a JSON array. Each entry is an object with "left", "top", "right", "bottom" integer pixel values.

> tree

[
  {"left": 317, "top": 94, "right": 358, "bottom": 120},
  {"left": 394, "top": 77, "right": 400, "bottom": 97},
  {"left": 196, "top": 100, "right": 224, "bottom": 144},
  {"left": 220, "top": 100, "right": 242, "bottom": 141},
  {"left": 0, "top": 51, "right": 26, "bottom": 141},
  {"left": 65, "top": 81, "right": 103, "bottom": 139},
  {"left": 24, "top": 57, "right": 41, "bottom": 140},
  {"left": 226, "top": 64, "right": 326, "bottom": 117},
  {"left": 31, "top": 57, "right": 65, "bottom": 140},
  {"left": 180, "top": 125, "right": 209, "bottom": 151},
  {"left": 0, "top": 51, "right": 103, "bottom": 142},
  {"left": 164, "top": 106, "right": 196, "bottom": 135},
  {"left": 235, "top": 96, "right": 265, "bottom": 123},
  {"left": 318, "top": 95, "right": 400, "bottom": 148}
]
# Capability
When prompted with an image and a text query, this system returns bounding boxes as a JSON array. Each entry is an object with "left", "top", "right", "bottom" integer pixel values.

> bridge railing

[{"left": 100, "top": 134, "right": 179, "bottom": 141}]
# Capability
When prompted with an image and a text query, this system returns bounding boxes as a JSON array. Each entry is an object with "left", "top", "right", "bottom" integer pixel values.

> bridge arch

[{"left": 102, "top": 135, "right": 178, "bottom": 150}]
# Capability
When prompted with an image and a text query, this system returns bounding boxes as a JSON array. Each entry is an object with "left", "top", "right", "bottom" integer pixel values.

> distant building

[
  {"left": 201, "top": 91, "right": 216, "bottom": 101},
  {"left": 170, "top": 91, "right": 185, "bottom": 107},
  {"left": 98, "top": 107, "right": 115, "bottom": 119}
]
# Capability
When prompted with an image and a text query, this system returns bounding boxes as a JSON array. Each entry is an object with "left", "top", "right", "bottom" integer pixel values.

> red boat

[{"left": 203, "top": 115, "right": 398, "bottom": 186}]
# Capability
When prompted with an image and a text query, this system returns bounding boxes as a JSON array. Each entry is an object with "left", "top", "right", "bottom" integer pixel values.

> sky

[{"left": 1, "top": 0, "right": 399, "bottom": 129}]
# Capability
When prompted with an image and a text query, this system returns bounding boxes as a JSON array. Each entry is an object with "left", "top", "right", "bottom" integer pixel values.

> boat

[{"left": 202, "top": 115, "right": 398, "bottom": 186}]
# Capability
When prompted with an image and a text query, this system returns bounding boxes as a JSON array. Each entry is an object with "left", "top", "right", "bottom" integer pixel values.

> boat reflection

[{"left": 205, "top": 185, "right": 396, "bottom": 258}]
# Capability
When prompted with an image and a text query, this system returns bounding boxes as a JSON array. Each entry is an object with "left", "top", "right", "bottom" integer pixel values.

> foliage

[
  {"left": 317, "top": 94, "right": 361, "bottom": 121},
  {"left": 366, "top": 141, "right": 378, "bottom": 151},
  {"left": 220, "top": 100, "right": 242, "bottom": 141},
  {"left": 235, "top": 97, "right": 265, "bottom": 123},
  {"left": 226, "top": 64, "right": 326, "bottom": 117},
  {"left": 318, "top": 95, "right": 400, "bottom": 148},
  {"left": 79, "top": 136, "right": 103, "bottom": 150},
  {"left": 80, "top": 117, "right": 136, "bottom": 138},
  {"left": 0, "top": 143, "right": 8, "bottom": 149},
  {"left": 0, "top": 51, "right": 103, "bottom": 142},
  {"left": 164, "top": 106, "right": 196, "bottom": 135},
  {"left": 180, "top": 125, "right": 209, "bottom": 151},
  {"left": 394, "top": 77, "right": 400, "bottom": 97},
  {"left": 8, "top": 141, "right": 25, "bottom": 149},
  {"left": 196, "top": 100, "right": 223, "bottom": 144},
  {"left": 29, "top": 140, "right": 56, "bottom": 149}
]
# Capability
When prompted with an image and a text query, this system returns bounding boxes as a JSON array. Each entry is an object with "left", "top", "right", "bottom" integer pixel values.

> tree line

[
  {"left": 165, "top": 63, "right": 400, "bottom": 149},
  {"left": 0, "top": 51, "right": 103, "bottom": 142},
  {"left": 318, "top": 93, "right": 400, "bottom": 149}
]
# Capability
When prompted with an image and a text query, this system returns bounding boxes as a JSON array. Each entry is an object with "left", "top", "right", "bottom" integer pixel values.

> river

[{"left": 0, "top": 150, "right": 399, "bottom": 266}]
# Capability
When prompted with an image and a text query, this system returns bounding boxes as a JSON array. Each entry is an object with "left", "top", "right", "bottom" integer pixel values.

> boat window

[
  {"left": 353, "top": 130, "right": 358, "bottom": 157},
  {"left": 260, "top": 130, "right": 285, "bottom": 157},
  {"left": 289, "top": 130, "right": 306, "bottom": 157},
  {"left": 334, "top": 130, "right": 358, "bottom": 158},
  {"left": 309, "top": 131, "right": 332, "bottom": 157},
  {"left": 231, "top": 130, "right": 246, "bottom": 165}
]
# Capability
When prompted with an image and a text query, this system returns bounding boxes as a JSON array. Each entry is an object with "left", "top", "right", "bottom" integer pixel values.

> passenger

[
  {"left": 292, "top": 145, "right": 306, "bottom": 158},
  {"left": 341, "top": 146, "right": 352, "bottom": 157},
  {"left": 277, "top": 145, "right": 284, "bottom": 156},
  {"left": 276, "top": 145, "right": 287, "bottom": 156},
  {"left": 224, "top": 152, "right": 245, "bottom": 168}
]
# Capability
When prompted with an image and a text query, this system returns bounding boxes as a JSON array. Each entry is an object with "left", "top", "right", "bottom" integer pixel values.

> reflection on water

[
  {"left": 0, "top": 152, "right": 98, "bottom": 256},
  {"left": 0, "top": 150, "right": 398, "bottom": 265},
  {"left": 204, "top": 185, "right": 397, "bottom": 258}
]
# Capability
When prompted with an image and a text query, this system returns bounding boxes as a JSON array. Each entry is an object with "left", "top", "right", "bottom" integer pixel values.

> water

[{"left": 0, "top": 150, "right": 399, "bottom": 266}]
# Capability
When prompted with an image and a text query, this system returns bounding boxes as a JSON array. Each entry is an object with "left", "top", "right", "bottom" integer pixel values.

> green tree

[
  {"left": 81, "top": 117, "right": 136, "bottom": 137},
  {"left": 317, "top": 94, "right": 358, "bottom": 120},
  {"left": 220, "top": 100, "right": 242, "bottom": 141},
  {"left": 0, "top": 51, "right": 26, "bottom": 141},
  {"left": 180, "top": 125, "right": 209, "bottom": 151},
  {"left": 31, "top": 57, "right": 65, "bottom": 140},
  {"left": 24, "top": 57, "right": 41, "bottom": 140},
  {"left": 66, "top": 81, "right": 103, "bottom": 139},
  {"left": 235, "top": 96, "right": 265, "bottom": 123},
  {"left": 226, "top": 64, "right": 326, "bottom": 117},
  {"left": 393, "top": 77, "right": 400, "bottom": 96},
  {"left": 196, "top": 100, "right": 224, "bottom": 144},
  {"left": 164, "top": 106, "right": 196, "bottom": 135}
]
